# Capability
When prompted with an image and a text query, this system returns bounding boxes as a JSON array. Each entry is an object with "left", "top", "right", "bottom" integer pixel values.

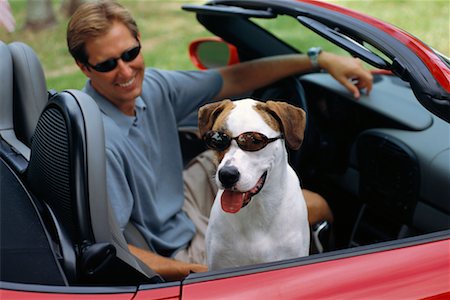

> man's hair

[{"left": 67, "top": 0, "right": 139, "bottom": 64}]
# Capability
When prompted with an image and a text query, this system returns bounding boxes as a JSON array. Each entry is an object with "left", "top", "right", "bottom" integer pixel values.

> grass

[{"left": 1, "top": 0, "right": 448, "bottom": 92}]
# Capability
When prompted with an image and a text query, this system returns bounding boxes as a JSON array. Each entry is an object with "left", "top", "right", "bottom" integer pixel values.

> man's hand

[
  {"left": 318, "top": 52, "right": 373, "bottom": 99},
  {"left": 129, "top": 244, "right": 208, "bottom": 281}
]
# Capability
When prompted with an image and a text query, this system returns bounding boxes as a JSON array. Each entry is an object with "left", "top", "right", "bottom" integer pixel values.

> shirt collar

[{"left": 84, "top": 81, "right": 147, "bottom": 135}]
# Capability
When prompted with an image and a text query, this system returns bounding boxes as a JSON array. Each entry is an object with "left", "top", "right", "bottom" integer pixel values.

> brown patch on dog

[
  {"left": 254, "top": 103, "right": 281, "bottom": 133},
  {"left": 198, "top": 99, "right": 236, "bottom": 162},
  {"left": 198, "top": 99, "right": 235, "bottom": 136},
  {"left": 255, "top": 101, "right": 306, "bottom": 150}
]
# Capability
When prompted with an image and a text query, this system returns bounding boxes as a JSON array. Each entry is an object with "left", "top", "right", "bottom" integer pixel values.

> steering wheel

[{"left": 251, "top": 76, "right": 317, "bottom": 173}]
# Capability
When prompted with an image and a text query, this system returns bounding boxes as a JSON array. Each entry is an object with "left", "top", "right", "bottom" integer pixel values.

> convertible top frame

[{"left": 183, "top": 0, "right": 450, "bottom": 122}]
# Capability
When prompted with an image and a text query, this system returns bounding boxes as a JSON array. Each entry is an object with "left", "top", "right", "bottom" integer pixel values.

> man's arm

[
  {"left": 215, "top": 51, "right": 373, "bottom": 100},
  {"left": 128, "top": 244, "right": 207, "bottom": 281}
]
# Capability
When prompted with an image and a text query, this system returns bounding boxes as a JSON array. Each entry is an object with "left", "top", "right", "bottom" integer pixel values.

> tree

[{"left": 24, "top": 0, "right": 56, "bottom": 31}]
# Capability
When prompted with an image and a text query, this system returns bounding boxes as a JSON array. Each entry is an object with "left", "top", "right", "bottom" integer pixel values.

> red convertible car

[{"left": 1, "top": 0, "right": 449, "bottom": 299}]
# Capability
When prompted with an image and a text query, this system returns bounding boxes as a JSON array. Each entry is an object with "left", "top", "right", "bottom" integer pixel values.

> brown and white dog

[{"left": 198, "top": 98, "right": 309, "bottom": 270}]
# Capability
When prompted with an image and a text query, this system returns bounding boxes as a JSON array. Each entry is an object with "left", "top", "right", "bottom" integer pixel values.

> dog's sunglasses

[
  {"left": 86, "top": 43, "right": 141, "bottom": 73},
  {"left": 203, "top": 130, "right": 283, "bottom": 152}
]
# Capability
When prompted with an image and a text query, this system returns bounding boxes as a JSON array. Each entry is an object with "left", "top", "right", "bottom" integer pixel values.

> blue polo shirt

[{"left": 83, "top": 68, "right": 222, "bottom": 257}]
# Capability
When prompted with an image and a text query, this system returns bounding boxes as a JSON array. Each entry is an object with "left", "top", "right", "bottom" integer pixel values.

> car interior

[{"left": 1, "top": 1, "right": 449, "bottom": 290}]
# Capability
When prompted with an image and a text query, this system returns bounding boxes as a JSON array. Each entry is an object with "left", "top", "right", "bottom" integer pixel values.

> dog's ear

[
  {"left": 198, "top": 99, "right": 233, "bottom": 137},
  {"left": 263, "top": 101, "right": 306, "bottom": 150}
]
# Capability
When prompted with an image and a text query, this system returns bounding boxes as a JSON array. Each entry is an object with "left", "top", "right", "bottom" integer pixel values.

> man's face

[{"left": 78, "top": 21, "right": 145, "bottom": 115}]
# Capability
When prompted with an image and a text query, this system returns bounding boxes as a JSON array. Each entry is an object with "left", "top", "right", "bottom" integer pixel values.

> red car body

[
  {"left": 2, "top": 239, "right": 448, "bottom": 299},
  {"left": 183, "top": 239, "right": 450, "bottom": 299},
  {"left": 1, "top": 0, "right": 449, "bottom": 299}
]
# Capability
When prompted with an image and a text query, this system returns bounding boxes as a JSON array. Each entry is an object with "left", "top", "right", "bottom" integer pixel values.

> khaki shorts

[{"left": 174, "top": 150, "right": 218, "bottom": 265}]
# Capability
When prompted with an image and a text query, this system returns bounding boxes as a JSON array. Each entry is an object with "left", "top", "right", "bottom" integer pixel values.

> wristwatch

[{"left": 307, "top": 47, "right": 322, "bottom": 70}]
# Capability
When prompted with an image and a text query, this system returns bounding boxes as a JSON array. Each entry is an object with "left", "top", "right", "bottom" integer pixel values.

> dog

[{"left": 198, "top": 98, "right": 310, "bottom": 270}]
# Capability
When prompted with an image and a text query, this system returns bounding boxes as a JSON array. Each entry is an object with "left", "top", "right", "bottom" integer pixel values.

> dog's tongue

[{"left": 221, "top": 190, "right": 247, "bottom": 214}]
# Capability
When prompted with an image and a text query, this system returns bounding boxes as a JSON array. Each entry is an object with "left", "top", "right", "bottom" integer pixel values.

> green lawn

[{"left": 1, "top": 0, "right": 448, "bottom": 92}]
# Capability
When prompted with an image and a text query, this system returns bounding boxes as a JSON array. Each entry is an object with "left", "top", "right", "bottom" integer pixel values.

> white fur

[{"left": 206, "top": 99, "right": 309, "bottom": 270}]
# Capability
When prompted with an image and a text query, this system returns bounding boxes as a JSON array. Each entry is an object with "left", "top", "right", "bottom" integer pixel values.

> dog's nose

[{"left": 219, "top": 166, "right": 240, "bottom": 189}]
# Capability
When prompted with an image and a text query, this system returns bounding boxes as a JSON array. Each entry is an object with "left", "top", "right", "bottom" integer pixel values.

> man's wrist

[{"left": 307, "top": 47, "right": 322, "bottom": 70}]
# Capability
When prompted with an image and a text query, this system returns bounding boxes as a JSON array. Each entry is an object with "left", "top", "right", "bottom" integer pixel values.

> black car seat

[
  {"left": 0, "top": 41, "right": 29, "bottom": 172},
  {"left": 1, "top": 41, "right": 68, "bottom": 285},
  {"left": 0, "top": 41, "right": 13, "bottom": 138},
  {"left": 1, "top": 41, "right": 50, "bottom": 174},
  {"left": 8, "top": 41, "right": 49, "bottom": 151},
  {"left": 26, "top": 90, "right": 162, "bottom": 285}
]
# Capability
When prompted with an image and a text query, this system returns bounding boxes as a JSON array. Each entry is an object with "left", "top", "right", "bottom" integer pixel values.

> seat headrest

[
  {"left": 9, "top": 42, "right": 48, "bottom": 147},
  {"left": 0, "top": 41, "right": 32, "bottom": 168},
  {"left": 0, "top": 41, "right": 13, "bottom": 132}
]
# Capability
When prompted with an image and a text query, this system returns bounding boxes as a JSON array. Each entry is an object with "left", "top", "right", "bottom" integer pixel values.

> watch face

[
  {"left": 308, "top": 47, "right": 322, "bottom": 69},
  {"left": 308, "top": 47, "right": 322, "bottom": 56}
]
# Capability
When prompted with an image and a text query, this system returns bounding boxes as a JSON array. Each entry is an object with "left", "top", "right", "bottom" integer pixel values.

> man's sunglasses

[
  {"left": 203, "top": 130, "right": 283, "bottom": 152},
  {"left": 86, "top": 43, "right": 141, "bottom": 73}
]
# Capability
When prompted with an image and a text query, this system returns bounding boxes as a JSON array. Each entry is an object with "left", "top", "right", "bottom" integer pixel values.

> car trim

[
  {"left": 182, "top": 4, "right": 276, "bottom": 18},
  {"left": 297, "top": 16, "right": 390, "bottom": 69},
  {"left": 0, "top": 279, "right": 181, "bottom": 297},
  {"left": 0, "top": 281, "right": 137, "bottom": 295}
]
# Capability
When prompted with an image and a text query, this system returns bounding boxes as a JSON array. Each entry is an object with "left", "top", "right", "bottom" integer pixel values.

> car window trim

[
  {"left": 182, "top": 4, "right": 276, "bottom": 19},
  {"left": 297, "top": 16, "right": 390, "bottom": 70}
]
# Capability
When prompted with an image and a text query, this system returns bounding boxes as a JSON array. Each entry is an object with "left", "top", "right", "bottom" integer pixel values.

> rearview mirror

[{"left": 189, "top": 38, "right": 240, "bottom": 70}]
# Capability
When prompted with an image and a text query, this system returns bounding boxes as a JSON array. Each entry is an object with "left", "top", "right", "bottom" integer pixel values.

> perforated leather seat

[{"left": 26, "top": 90, "right": 162, "bottom": 285}]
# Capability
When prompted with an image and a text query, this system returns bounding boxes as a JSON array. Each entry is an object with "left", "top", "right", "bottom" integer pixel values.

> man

[{"left": 67, "top": 1, "right": 372, "bottom": 281}]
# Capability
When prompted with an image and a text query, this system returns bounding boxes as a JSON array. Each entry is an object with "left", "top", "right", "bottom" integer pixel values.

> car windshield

[
  {"left": 251, "top": 2, "right": 449, "bottom": 73},
  {"left": 252, "top": 15, "right": 393, "bottom": 71}
]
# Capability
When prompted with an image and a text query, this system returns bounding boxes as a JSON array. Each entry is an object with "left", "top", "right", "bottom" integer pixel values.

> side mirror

[{"left": 189, "top": 37, "right": 240, "bottom": 70}]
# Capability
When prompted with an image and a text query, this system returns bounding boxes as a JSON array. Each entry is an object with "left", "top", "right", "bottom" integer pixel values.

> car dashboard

[{"left": 299, "top": 73, "right": 449, "bottom": 248}]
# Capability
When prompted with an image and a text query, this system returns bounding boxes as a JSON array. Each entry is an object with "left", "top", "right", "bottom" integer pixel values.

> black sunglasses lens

[
  {"left": 91, "top": 45, "right": 141, "bottom": 72},
  {"left": 93, "top": 59, "right": 117, "bottom": 72},
  {"left": 204, "top": 131, "right": 230, "bottom": 151},
  {"left": 122, "top": 45, "right": 141, "bottom": 62},
  {"left": 237, "top": 132, "right": 268, "bottom": 151}
]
